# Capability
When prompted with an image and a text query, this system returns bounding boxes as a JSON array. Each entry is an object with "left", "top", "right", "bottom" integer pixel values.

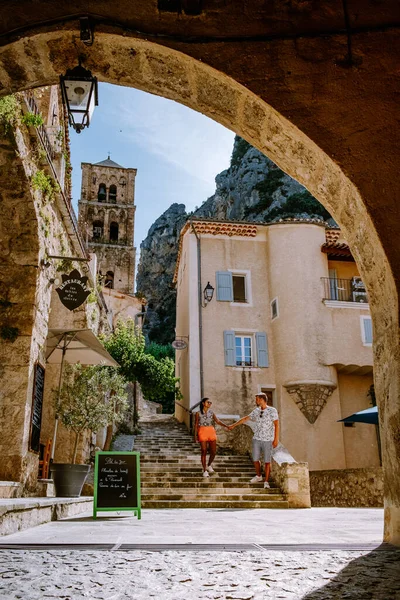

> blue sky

[{"left": 70, "top": 83, "right": 235, "bottom": 256}]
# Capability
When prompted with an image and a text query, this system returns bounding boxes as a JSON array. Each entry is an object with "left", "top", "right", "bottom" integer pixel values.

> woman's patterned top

[{"left": 198, "top": 409, "right": 215, "bottom": 427}]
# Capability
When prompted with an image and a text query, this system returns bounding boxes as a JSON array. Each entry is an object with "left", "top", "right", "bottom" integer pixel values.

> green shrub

[
  {"left": 22, "top": 112, "right": 44, "bottom": 128},
  {"left": 266, "top": 191, "right": 331, "bottom": 221},
  {"left": 0, "top": 325, "right": 20, "bottom": 342},
  {"left": 32, "top": 170, "right": 60, "bottom": 203},
  {"left": 0, "top": 95, "right": 19, "bottom": 131},
  {"left": 230, "top": 136, "right": 252, "bottom": 168}
]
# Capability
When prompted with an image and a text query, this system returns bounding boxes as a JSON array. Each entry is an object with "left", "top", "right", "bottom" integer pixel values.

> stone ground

[
  {"left": 0, "top": 508, "right": 399, "bottom": 599},
  {"left": 1, "top": 547, "right": 399, "bottom": 600}
]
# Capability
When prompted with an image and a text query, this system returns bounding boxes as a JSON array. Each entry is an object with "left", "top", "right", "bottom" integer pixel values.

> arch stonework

[{"left": 0, "top": 17, "right": 399, "bottom": 542}]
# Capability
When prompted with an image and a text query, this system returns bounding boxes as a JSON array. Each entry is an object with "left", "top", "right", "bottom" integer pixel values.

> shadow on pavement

[{"left": 302, "top": 545, "right": 400, "bottom": 600}]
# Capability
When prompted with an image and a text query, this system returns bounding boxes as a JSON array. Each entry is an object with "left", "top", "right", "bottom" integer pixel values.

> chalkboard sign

[
  {"left": 29, "top": 362, "right": 45, "bottom": 453},
  {"left": 93, "top": 451, "right": 141, "bottom": 519}
]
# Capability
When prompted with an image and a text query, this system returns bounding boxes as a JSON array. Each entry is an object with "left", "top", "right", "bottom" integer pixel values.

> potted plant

[{"left": 51, "top": 363, "right": 127, "bottom": 497}]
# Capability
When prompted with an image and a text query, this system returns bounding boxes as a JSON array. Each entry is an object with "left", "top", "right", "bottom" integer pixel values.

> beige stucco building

[{"left": 174, "top": 219, "right": 379, "bottom": 472}]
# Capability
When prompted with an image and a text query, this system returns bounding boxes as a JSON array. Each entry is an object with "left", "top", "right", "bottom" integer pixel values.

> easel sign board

[{"left": 93, "top": 451, "right": 141, "bottom": 519}]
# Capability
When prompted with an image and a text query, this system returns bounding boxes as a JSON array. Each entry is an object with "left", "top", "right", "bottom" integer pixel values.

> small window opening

[
  {"left": 104, "top": 271, "right": 114, "bottom": 289},
  {"left": 271, "top": 298, "right": 279, "bottom": 320},
  {"left": 109, "top": 185, "right": 117, "bottom": 203},
  {"left": 92, "top": 221, "right": 103, "bottom": 240},
  {"left": 232, "top": 275, "right": 246, "bottom": 303},
  {"left": 97, "top": 184, "right": 106, "bottom": 202},
  {"left": 109, "top": 221, "right": 119, "bottom": 242}
]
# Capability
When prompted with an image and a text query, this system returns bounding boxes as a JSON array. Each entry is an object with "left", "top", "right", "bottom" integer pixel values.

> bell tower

[{"left": 78, "top": 156, "right": 137, "bottom": 294}]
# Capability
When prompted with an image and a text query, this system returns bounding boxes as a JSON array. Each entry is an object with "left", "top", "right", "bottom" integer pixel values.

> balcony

[{"left": 321, "top": 277, "right": 368, "bottom": 304}]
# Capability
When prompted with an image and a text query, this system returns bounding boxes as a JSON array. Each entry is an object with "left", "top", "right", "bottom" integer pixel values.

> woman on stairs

[{"left": 195, "top": 397, "right": 230, "bottom": 478}]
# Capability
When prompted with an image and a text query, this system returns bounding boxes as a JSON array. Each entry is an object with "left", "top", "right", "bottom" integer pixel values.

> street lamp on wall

[
  {"left": 203, "top": 282, "right": 215, "bottom": 306},
  {"left": 60, "top": 62, "right": 98, "bottom": 133}
]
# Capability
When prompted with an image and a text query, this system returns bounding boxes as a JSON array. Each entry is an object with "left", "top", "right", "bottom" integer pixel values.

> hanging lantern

[{"left": 60, "top": 63, "right": 98, "bottom": 133}]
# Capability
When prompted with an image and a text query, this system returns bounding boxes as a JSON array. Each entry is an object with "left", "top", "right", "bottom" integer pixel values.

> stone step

[
  {"left": 141, "top": 474, "right": 269, "bottom": 482},
  {"left": 141, "top": 499, "right": 289, "bottom": 509},
  {"left": 141, "top": 493, "right": 286, "bottom": 502},
  {"left": 141, "top": 487, "right": 279, "bottom": 496},
  {"left": 141, "top": 481, "right": 275, "bottom": 489}
]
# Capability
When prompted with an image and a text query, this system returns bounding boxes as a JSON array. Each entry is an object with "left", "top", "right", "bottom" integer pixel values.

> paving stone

[{"left": 0, "top": 548, "right": 399, "bottom": 600}]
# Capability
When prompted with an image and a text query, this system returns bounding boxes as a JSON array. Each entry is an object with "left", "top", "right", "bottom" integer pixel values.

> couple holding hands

[{"left": 194, "top": 393, "right": 279, "bottom": 488}]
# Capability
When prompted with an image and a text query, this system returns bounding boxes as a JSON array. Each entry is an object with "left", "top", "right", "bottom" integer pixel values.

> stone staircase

[{"left": 134, "top": 418, "right": 289, "bottom": 509}]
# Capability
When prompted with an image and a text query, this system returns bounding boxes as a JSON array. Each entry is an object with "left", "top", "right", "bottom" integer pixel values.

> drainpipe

[{"left": 191, "top": 223, "right": 204, "bottom": 403}]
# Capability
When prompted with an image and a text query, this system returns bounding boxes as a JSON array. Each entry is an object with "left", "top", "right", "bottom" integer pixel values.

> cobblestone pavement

[{"left": 1, "top": 548, "right": 399, "bottom": 600}]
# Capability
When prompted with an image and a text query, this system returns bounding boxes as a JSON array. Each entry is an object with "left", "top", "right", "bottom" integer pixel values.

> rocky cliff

[{"left": 137, "top": 136, "right": 332, "bottom": 343}]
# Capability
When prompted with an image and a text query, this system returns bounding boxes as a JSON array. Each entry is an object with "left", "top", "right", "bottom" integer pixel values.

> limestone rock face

[
  {"left": 136, "top": 203, "right": 187, "bottom": 344},
  {"left": 136, "top": 137, "right": 332, "bottom": 344}
]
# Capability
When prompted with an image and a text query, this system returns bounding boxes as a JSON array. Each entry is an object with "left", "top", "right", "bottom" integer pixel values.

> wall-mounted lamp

[
  {"left": 203, "top": 282, "right": 215, "bottom": 306},
  {"left": 60, "top": 61, "right": 98, "bottom": 133}
]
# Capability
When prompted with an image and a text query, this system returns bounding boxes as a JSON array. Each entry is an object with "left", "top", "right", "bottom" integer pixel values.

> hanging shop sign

[{"left": 55, "top": 269, "right": 91, "bottom": 311}]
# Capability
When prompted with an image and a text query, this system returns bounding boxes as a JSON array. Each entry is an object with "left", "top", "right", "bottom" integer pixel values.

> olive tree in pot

[{"left": 51, "top": 363, "right": 128, "bottom": 497}]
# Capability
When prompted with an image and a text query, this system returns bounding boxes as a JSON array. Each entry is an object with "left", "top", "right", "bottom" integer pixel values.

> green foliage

[
  {"left": 368, "top": 384, "right": 376, "bottom": 407},
  {"left": 56, "top": 258, "right": 74, "bottom": 273},
  {"left": 266, "top": 190, "right": 331, "bottom": 221},
  {"left": 32, "top": 170, "right": 60, "bottom": 203},
  {"left": 56, "top": 364, "right": 128, "bottom": 463},
  {"left": 0, "top": 325, "right": 19, "bottom": 342},
  {"left": 145, "top": 341, "right": 174, "bottom": 361},
  {"left": 104, "top": 319, "right": 180, "bottom": 413},
  {"left": 21, "top": 112, "right": 44, "bottom": 128},
  {"left": 244, "top": 169, "right": 285, "bottom": 216},
  {"left": 0, "top": 95, "right": 19, "bottom": 131},
  {"left": 230, "top": 136, "right": 252, "bottom": 168}
]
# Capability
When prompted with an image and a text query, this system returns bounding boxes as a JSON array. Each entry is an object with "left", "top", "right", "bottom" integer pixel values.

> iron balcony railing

[
  {"left": 24, "top": 90, "right": 55, "bottom": 161},
  {"left": 322, "top": 277, "right": 368, "bottom": 303}
]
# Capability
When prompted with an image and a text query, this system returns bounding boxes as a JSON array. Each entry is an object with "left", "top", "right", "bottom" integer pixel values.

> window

[
  {"left": 224, "top": 331, "right": 269, "bottom": 367},
  {"left": 104, "top": 271, "right": 114, "bottom": 289},
  {"left": 92, "top": 220, "right": 103, "bottom": 240},
  {"left": 109, "top": 184, "right": 117, "bottom": 203},
  {"left": 271, "top": 297, "right": 279, "bottom": 320},
  {"left": 232, "top": 275, "right": 246, "bottom": 303},
  {"left": 109, "top": 221, "right": 119, "bottom": 242},
  {"left": 235, "top": 335, "right": 252, "bottom": 366},
  {"left": 361, "top": 316, "right": 373, "bottom": 345},
  {"left": 216, "top": 270, "right": 251, "bottom": 304},
  {"left": 97, "top": 184, "right": 106, "bottom": 202}
]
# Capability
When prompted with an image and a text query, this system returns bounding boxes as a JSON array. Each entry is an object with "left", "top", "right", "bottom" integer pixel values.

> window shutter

[
  {"left": 216, "top": 271, "right": 233, "bottom": 301},
  {"left": 363, "top": 318, "right": 373, "bottom": 344},
  {"left": 224, "top": 331, "right": 236, "bottom": 366},
  {"left": 256, "top": 332, "right": 269, "bottom": 367}
]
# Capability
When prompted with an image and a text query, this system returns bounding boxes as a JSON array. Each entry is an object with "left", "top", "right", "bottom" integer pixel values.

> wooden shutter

[
  {"left": 363, "top": 318, "right": 373, "bottom": 344},
  {"left": 256, "top": 332, "right": 269, "bottom": 367},
  {"left": 216, "top": 271, "right": 233, "bottom": 301},
  {"left": 224, "top": 331, "right": 236, "bottom": 366}
]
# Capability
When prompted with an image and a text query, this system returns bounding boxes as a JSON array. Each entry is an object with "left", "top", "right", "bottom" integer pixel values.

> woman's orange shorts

[{"left": 198, "top": 426, "right": 217, "bottom": 443}]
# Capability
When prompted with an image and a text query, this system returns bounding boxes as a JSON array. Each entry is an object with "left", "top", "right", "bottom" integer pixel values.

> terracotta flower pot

[{"left": 50, "top": 463, "right": 90, "bottom": 498}]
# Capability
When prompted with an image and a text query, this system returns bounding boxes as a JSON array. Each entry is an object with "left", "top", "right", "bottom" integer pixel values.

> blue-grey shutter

[
  {"left": 216, "top": 271, "right": 233, "bottom": 301},
  {"left": 363, "top": 318, "right": 373, "bottom": 344},
  {"left": 256, "top": 332, "right": 269, "bottom": 367},
  {"left": 224, "top": 331, "right": 236, "bottom": 366}
]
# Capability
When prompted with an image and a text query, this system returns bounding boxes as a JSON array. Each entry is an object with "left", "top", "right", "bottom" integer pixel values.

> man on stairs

[{"left": 228, "top": 393, "right": 279, "bottom": 489}]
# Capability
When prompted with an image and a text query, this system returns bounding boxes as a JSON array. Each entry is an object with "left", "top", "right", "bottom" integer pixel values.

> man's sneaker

[
  {"left": 250, "top": 475, "right": 263, "bottom": 483},
  {"left": 203, "top": 470, "right": 210, "bottom": 478},
  {"left": 207, "top": 465, "right": 215, "bottom": 474},
  {"left": 264, "top": 481, "right": 270, "bottom": 489}
]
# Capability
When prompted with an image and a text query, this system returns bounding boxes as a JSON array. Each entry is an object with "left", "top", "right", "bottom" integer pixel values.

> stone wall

[{"left": 310, "top": 467, "right": 384, "bottom": 507}]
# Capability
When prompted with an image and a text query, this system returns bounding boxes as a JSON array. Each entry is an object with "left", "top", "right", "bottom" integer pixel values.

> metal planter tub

[{"left": 50, "top": 464, "right": 90, "bottom": 498}]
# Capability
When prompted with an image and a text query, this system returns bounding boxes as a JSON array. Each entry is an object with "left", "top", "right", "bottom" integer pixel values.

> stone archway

[{"left": 0, "top": 24, "right": 399, "bottom": 543}]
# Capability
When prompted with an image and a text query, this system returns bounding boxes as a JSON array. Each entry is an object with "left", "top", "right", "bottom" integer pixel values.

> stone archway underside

[{"left": 0, "top": 14, "right": 399, "bottom": 544}]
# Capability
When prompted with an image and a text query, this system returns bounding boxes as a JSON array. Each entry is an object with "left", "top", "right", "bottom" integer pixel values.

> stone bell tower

[{"left": 78, "top": 157, "right": 137, "bottom": 294}]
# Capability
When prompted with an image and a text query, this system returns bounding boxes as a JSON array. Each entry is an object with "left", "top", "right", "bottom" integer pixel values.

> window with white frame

[
  {"left": 232, "top": 275, "right": 246, "bottom": 303},
  {"left": 235, "top": 335, "right": 252, "bottom": 366},
  {"left": 224, "top": 331, "right": 269, "bottom": 368},
  {"left": 271, "top": 297, "right": 279, "bottom": 320},
  {"left": 216, "top": 271, "right": 251, "bottom": 304},
  {"left": 360, "top": 316, "right": 373, "bottom": 345}
]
